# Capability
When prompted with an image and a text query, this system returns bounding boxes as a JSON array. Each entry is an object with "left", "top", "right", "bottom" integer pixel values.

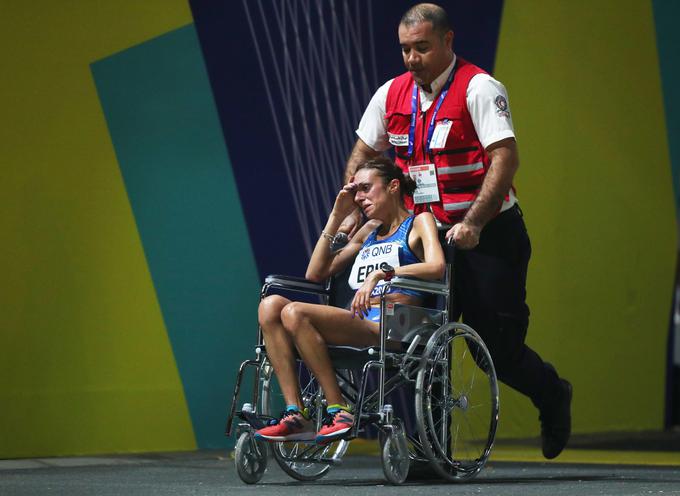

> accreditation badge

[
  {"left": 408, "top": 163, "right": 440, "bottom": 204},
  {"left": 429, "top": 119, "right": 452, "bottom": 149}
]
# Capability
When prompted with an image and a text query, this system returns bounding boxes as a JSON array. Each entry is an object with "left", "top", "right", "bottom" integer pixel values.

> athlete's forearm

[
  {"left": 305, "top": 213, "right": 345, "bottom": 282},
  {"left": 388, "top": 261, "right": 446, "bottom": 282}
]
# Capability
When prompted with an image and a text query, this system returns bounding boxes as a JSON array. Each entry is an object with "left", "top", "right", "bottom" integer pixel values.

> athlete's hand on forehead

[
  {"left": 333, "top": 181, "right": 360, "bottom": 218},
  {"left": 343, "top": 181, "right": 358, "bottom": 193}
]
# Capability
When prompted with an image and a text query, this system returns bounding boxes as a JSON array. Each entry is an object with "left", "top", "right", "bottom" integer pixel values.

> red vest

[{"left": 385, "top": 57, "right": 500, "bottom": 224}]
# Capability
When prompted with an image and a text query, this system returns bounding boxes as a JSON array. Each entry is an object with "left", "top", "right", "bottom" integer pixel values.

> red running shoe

[
  {"left": 254, "top": 409, "right": 315, "bottom": 442},
  {"left": 315, "top": 407, "right": 354, "bottom": 444}
]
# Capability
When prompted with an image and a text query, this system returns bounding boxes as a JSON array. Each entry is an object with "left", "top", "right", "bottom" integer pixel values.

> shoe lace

[
  {"left": 321, "top": 411, "right": 337, "bottom": 427},
  {"left": 268, "top": 409, "right": 299, "bottom": 426},
  {"left": 321, "top": 408, "right": 354, "bottom": 427}
]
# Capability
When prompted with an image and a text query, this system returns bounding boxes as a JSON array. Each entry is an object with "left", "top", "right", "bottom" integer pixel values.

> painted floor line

[
  {"left": 491, "top": 445, "right": 680, "bottom": 466},
  {"left": 347, "top": 439, "right": 680, "bottom": 466}
]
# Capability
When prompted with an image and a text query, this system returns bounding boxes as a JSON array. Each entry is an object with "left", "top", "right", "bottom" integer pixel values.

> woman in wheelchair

[{"left": 255, "top": 156, "right": 445, "bottom": 444}]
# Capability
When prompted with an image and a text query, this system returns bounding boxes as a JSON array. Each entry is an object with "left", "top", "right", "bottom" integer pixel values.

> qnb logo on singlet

[
  {"left": 359, "top": 247, "right": 371, "bottom": 261},
  {"left": 349, "top": 242, "right": 401, "bottom": 294},
  {"left": 360, "top": 244, "right": 393, "bottom": 264}
]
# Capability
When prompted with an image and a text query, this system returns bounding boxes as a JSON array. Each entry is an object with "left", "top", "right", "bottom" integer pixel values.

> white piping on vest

[
  {"left": 443, "top": 201, "right": 474, "bottom": 211},
  {"left": 438, "top": 162, "right": 484, "bottom": 175}
]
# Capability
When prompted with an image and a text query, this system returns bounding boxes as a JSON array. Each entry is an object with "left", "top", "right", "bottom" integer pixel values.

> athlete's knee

[
  {"left": 258, "top": 295, "right": 288, "bottom": 330},
  {"left": 280, "top": 302, "right": 311, "bottom": 335}
]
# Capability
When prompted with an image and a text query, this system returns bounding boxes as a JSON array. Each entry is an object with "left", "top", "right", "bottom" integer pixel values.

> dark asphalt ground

[{"left": 1, "top": 451, "right": 680, "bottom": 496}]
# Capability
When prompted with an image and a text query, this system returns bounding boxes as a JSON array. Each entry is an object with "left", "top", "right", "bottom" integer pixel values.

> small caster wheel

[
  {"left": 381, "top": 423, "right": 410, "bottom": 485},
  {"left": 234, "top": 432, "right": 267, "bottom": 484}
]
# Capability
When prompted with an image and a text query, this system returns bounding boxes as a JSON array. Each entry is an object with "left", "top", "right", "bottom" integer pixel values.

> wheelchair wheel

[
  {"left": 234, "top": 431, "right": 267, "bottom": 484},
  {"left": 260, "top": 359, "right": 349, "bottom": 481},
  {"left": 415, "top": 322, "right": 499, "bottom": 481},
  {"left": 381, "top": 420, "right": 410, "bottom": 485}
]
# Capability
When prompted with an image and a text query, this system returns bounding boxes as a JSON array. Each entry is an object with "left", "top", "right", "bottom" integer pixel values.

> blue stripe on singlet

[{"left": 359, "top": 216, "right": 424, "bottom": 298}]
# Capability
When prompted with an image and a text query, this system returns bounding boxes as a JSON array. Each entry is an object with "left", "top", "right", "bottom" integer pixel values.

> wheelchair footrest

[
  {"left": 358, "top": 412, "right": 383, "bottom": 425},
  {"left": 237, "top": 410, "right": 275, "bottom": 430}
]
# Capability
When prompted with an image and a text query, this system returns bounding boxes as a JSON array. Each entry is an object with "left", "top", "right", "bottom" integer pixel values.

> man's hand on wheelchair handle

[{"left": 446, "top": 221, "right": 481, "bottom": 250}]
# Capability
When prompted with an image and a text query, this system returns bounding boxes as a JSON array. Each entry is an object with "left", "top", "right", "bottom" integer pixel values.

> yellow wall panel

[
  {"left": 494, "top": 0, "right": 676, "bottom": 438},
  {"left": 0, "top": 2, "right": 196, "bottom": 457}
]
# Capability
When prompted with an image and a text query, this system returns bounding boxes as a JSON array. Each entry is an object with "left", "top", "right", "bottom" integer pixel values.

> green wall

[
  {"left": 494, "top": 0, "right": 676, "bottom": 437},
  {"left": 0, "top": 2, "right": 198, "bottom": 457}
]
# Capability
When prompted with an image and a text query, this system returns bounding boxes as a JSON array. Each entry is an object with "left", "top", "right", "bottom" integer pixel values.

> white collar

[{"left": 423, "top": 54, "right": 456, "bottom": 95}]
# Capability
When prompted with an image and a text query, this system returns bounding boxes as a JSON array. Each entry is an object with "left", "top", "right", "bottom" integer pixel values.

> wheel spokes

[{"left": 415, "top": 325, "right": 499, "bottom": 480}]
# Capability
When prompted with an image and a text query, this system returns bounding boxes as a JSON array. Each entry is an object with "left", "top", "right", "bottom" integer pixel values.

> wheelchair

[{"left": 225, "top": 242, "right": 499, "bottom": 485}]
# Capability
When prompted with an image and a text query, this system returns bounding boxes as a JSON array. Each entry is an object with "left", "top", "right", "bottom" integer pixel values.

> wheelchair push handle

[{"left": 444, "top": 236, "right": 456, "bottom": 265}]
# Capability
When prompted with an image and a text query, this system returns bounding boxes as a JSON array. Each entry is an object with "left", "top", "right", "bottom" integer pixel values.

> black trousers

[{"left": 448, "top": 205, "right": 559, "bottom": 409}]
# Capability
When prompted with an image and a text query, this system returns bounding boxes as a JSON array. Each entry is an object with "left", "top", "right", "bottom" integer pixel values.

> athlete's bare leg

[
  {"left": 258, "top": 295, "right": 304, "bottom": 408},
  {"left": 280, "top": 302, "right": 379, "bottom": 406}
]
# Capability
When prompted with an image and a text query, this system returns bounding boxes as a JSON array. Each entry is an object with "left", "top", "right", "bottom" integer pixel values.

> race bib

[
  {"left": 349, "top": 242, "right": 401, "bottom": 297},
  {"left": 408, "top": 163, "right": 440, "bottom": 204}
]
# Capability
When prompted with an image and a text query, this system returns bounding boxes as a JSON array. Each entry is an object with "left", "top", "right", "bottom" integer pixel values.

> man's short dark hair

[{"left": 400, "top": 3, "right": 451, "bottom": 37}]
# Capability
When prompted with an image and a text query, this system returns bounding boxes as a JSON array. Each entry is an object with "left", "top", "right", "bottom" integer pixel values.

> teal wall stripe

[
  {"left": 653, "top": 0, "right": 680, "bottom": 217},
  {"left": 91, "top": 24, "right": 260, "bottom": 448}
]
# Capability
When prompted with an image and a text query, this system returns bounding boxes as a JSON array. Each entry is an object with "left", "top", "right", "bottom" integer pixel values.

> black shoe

[{"left": 539, "top": 379, "right": 572, "bottom": 459}]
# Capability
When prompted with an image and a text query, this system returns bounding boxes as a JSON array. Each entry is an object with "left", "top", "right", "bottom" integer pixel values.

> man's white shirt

[{"left": 356, "top": 56, "right": 516, "bottom": 152}]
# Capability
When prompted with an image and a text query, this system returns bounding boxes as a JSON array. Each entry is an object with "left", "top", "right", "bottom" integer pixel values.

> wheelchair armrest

[
  {"left": 388, "top": 276, "right": 449, "bottom": 296},
  {"left": 263, "top": 274, "right": 330, "bottom": 296}
]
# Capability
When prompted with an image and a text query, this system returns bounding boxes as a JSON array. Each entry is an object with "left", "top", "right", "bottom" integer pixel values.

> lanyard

[{"left": 406, "top": 62, "right": 457, "bottom": 158}]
